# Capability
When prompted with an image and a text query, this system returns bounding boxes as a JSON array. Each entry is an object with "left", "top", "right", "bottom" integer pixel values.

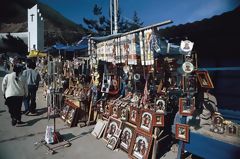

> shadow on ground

[
  {"left": 19, "top": 116, "right": 48, "bottom": 127},
  {"left": 36, "top": 107, "right": 48, "bottom": 116}
]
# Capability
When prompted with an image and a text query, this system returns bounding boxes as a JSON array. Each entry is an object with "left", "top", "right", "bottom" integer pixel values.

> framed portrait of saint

[
  {"left": 129, "top": 129, "right": 153, "bottom": 159},
  {"left": 196, "top": 71, "right": 214, "bottom": 89},
  {"left": 118, "top": 107, "right": 129, "bottom": 122},
  {"left": 120, "top": 122, "right": 136, "bottom": 153},
  {"left": 112, "top": 105, "right": 118, "bottom": 118},
  {"left": 60, "top": 104, "right": 70, "bottom": 121},
  {"left": 154, "top": 98, "right": 166, "bottom": 114},
  {"left": 102, "top": 104, "right": 112, "bottom": 119},
  {"left": 129, "top": 106, "right": 139, "bottom": 126},
  {"left": 182, "top": 75, "right": 197, "bottom": 93},
  {"left": 179, "top": 97, "right": 195, "bottom": 116},
  {"left": 106, "top": 136, "right": 118, "bottom": 150},
  {"left": 103, "top": 117, "right": 122, "bottom": 141},
  {"left": 138, "top": 109, "right": 154, "bottom": 135},
  {"left": 175, "top": 124, "right": 189, "bottom": 142},
  {"left": 153, "top": 114, "right": 164, "bottom": 127}
]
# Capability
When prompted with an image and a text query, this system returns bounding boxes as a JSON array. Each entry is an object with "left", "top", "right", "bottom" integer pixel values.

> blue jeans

[{"left": 24, "top": 85, "right": 38, "bottom": 113}]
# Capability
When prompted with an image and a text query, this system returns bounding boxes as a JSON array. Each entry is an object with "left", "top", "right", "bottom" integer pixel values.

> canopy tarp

[{"left": 27, "top": 50, "right": 47, "bottom": 58}]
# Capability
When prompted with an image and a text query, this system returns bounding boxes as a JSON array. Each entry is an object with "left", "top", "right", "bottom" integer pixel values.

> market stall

[{"left": 85, "top": 20, "right": 240, "bottom": 159}]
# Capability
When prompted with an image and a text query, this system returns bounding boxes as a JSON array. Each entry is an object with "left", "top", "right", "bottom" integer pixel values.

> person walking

[
  {"left": 2, "top": 64, "right": 28, "bottom": 126},
  {"left": 22, "top": 60, "right": 41, "bottom": 115}
]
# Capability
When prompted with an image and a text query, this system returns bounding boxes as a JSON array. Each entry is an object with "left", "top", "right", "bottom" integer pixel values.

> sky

[{"left": 39, "top": 0, "right": 240, "bottom": 28}]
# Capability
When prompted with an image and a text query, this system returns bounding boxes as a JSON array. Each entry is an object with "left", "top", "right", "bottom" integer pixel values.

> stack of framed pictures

[{"left": 60, "top": 100, "right": 80, "bottom": 127}]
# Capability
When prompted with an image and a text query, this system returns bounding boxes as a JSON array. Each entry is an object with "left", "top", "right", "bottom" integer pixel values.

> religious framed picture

[
  {"left": 129, "top": 129, "right": 153, "bottom": 159},
  {"left": 60, "top": 104, "right": 70, "bottom": 121},
  {"left": 182, "top": 75, "right": 197, "bottom": 93},
  {"left": 91, "top": 119, "right": 107, "bottom": 139},
  {"left": 102, "top": 103, "right": 113, "bottom": 119},
  {"left": 175, "top": 124, "right": 189, "bottom": 142},
  {"left": 129, "top": 106, "right": 139, "bottom": 126},
  {"left": 153, "top": 114, "right": 164, "bottom": 127},
  {"left": 225, "top": 123, "right": 238, "bottom": 136},
  {"left": 154, "top": 98, "right": 166, "bottom": 114},
  {"left": 112, "top": 105, "right": 119, "bottom": 118},
  {"left": 138, "top": 109, "right": 154, "bottom": 135},
  {"left": 66, "top": 106, "right": 79, "bottom": 127},
  {"left": 196, "top": 71, "right": 214, "bottom": 89},
  {"left": 106, "top": 136, "right": 118, "bottom": 150},
  {"left": 120, "top": 122, "right": 136, "bottom": 153},
  {"left": 103, "top": 117, "right": 122, "bottom": 141},
  {"left": 118, "top": 107, "right": 129, "bottom": 122},
  {"left": 179, "top": 97, "right": 195, "bottom": 116}
]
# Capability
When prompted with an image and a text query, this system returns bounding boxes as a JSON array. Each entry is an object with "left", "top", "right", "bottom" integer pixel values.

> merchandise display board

[{"left": 87, "top": 21, "right": 240, "bottom": 159}]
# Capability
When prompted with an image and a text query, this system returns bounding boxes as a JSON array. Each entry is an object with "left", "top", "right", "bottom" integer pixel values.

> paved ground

[{"left": 0, "top": 69, "right": 128, "bottom": 159}]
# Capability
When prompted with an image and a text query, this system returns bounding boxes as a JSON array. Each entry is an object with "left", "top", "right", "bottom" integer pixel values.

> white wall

[{"left": 28, "top": 4, "right": 44, "bottom": 52}]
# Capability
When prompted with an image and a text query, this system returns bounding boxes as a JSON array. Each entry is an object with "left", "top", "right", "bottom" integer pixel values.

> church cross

[{"left": 30, "top": 14, "right": 35, "bottom": 22}]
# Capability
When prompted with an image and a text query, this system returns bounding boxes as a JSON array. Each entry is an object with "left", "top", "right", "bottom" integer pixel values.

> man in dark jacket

[{"left": 22, "top": 60, "right": 41, "bottom": 115}]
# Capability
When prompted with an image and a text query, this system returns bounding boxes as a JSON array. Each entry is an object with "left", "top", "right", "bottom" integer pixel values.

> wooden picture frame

[
  {"left": 129, "top": 106, "right": 139, "bottom": 126},
  {"left": 60, "top": 104, "right": 70, "bottom": 121},
  {"left": 196, "top": 71, "right": 214, "bottom": 89},
  {"left": 112, "top": 105, "right": 119, "bottom": 118},
  {"left": 225, "top": 124, "right": 238, "bottom": 136},
  {"left": 106, "top": 127, "right": 122, "bottom": 150},
  {"left": 91, "top": 119, "right": 107, "bottom": 139},
  {"left": 103, "top": 117, "right": 122, "bottom": 141},
  {"left": 118, "top": 107, "right": 129, "bottom": 121},
  {"left": 138, "top": 109, "right": 154, "bottom": 135},
  {"left": 106, "top": 136, "right": 118, "bottom": 150},
  {"left": 179, "top": 97, "right": 195, "bottom": 116},
  {"left": 102, "top": 103, "right": 112, "bottom": 119},
  {"left": 120, "top": 122, "right": 136, "bottom": 153},
  {"left": 64, "top": 100, "right": 79, "bottom": 127},
  {"left": 154, "top": 98, "right": 166, "bottom": 114},
  {"left": 153, "top": 114, "right": 164, "bottom": 127},
  {"left": 129, "top": 129, "right": 153, "bottom": 159},
  {"left": 175, "top": 124, "right": 189, "bottom": 142},
  {"left": 182, "top": 75, "right": 197, "bottom": 93}
]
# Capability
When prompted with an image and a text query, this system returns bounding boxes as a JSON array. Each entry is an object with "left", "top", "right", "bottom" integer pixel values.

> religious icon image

[
  {"left": 129, "top": 107, "right": 138, "bottom": 125},
  {"left": 120, "top": 125, "right": 134, "bottom": 152},
  {"left": 182, "top": 61, "right": 194, "bottom": 73},
  {"left": 114, "top": 128, "right": 122, "bottom": 138},
  {"left": 179, "top": 97, "right": 195, "bottom": 116},
  {"left": 112, "top": 106, "right": 118, "bottom": 117},
  {"left": 196, "top": 71, "right": 214, "bottom": 89},
  {"left": 61, "top": 105, "right": 69, "bottom": 120},
  {"left": 155, "top": 99, "right": 166, "bottom": 113},
  {"left": 180, "top": 40, "right": 194, "bottom": 53},
  {"left": 119, "top": 108, "right": 128, "bottom": 121},
  {"left": 103, "top": 117, "right": 122, "bottom": 141},
  {"left": 106, "top": 136, "right": 118, "bottom": 150},
  {"left": 182, "top": 75, "right": 197, "bottom": 93},
  {"left": 139, "top": 110, "right": 154, "bottom": 134},
  {"left": 153, "top": 114, "right": 164, "bottom": 127},
  {"left": 129, "top": 130, "right": 152, "bottom": 159},
  {"left": 175, "top": 124, "right": 189, "bottom": 142}
]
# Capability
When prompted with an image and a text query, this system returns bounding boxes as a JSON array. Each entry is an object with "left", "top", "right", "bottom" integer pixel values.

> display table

[{"left": 185, "top": 128, "right": 240, "bottom": 159}]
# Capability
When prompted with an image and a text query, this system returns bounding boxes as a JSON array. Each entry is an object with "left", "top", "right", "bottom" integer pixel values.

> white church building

[
  {"left": 0, "top": 4, "right": 44, "bottom": 52},
  {"left": 28, "top": 4, "right": 44, "bottom": 52}
]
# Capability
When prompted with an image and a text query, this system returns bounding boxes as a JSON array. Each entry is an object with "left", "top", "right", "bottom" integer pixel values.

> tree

[{"left": 83, "top": 4, "right": 143, "bottom": 36}]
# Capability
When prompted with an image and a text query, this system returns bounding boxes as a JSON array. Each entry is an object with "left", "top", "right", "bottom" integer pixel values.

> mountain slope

[{"left": 0, "top": 0, "right": 87, "bottom": 44}]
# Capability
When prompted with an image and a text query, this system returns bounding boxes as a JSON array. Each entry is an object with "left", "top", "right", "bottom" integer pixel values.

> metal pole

[
  {"left": 110, "top": 0, "right": 113, "bottom": 35},
  {"left": 113, "top": 0, "right": 118, "bottom": 34}
]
